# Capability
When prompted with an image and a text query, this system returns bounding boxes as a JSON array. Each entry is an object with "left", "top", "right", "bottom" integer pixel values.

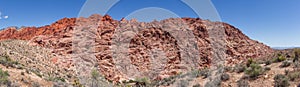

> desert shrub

[
  {"left": 0, "top": 54, "right": 19, "bottom": 68},
  {"left": 280, "top": 61, "right": 291, "bottom": 68},
  {"left": 287, "top": 71, "right": 300, "bottom": 81},
  {"left": 189, "top": 68, "right": 210, "bottom": 79},
  {"left": 221, "top": 73, "right": 230, "bottom": 81},
  {"left": 237, "top": 79, "right": 249, "bottom": 87},
  {"left": 294, "top": 48, "right": 300, "bottom": 62},
  {"left": 246, "top": 58, "right": 255, "bottom": 67},
  {"left": 273, "top": 54, "right": 286, "bottom": 63},
  {"left": 204, "top": 77, "right": 221, "bottom": 87},
  {"left": 245, "top": 63, "right": 263, "bottom": 79},
  {"left": 235, "top": 64, "right": 246, "bottom": 73},
  {"left": 0, "top": 68, "right": 10, "bottom": 85},
  {"left": 131, "top": 77, "right": 151, "bottom": 87},
  {"left": 91, "top": 69, "right": 100, "bottom": 80},
  {"left": 47, "top": 76, "right": 65, "bottom": 82},
  {"left": 199, "top": 69, "right": 210, "bottom": 79},
  {"left": 274, "top": 74, "right": 289, "bottom": 87},
  {"left": 284, "top": 69, "right": 289, "bottom": 75},
  {"left": 264, "top": 67, "right": 271, "bottom": 71},
  {"left": 224, "top": 66, "right": 234, "bottom": 72},
  {"left": 265, "top": 60, "right": 271, "bottom": 66},
  {"left": 90, "top": 69, "right": 113, "bottom": 87}
]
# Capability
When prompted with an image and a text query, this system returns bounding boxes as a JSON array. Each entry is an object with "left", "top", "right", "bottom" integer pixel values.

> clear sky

[{"left": 0, "top": 0, "right": 299, "bottom": 47}]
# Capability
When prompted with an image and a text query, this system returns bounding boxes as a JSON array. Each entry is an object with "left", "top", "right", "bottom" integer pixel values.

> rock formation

[{"left": 0, "top": 14, "right": 274, "bottom": 83}]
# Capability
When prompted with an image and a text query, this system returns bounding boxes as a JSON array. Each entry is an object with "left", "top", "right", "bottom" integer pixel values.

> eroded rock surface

[{"left": 0, "top": 14, "right": 274, "bottom": 83}]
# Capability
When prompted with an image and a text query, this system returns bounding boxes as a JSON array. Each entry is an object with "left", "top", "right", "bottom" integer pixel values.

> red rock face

[
  {"left": 0, "top": 18, "right": 76, "bottom": 40},
  {"left": 0, "top": 14, "right": 274, "bottom": 82}
]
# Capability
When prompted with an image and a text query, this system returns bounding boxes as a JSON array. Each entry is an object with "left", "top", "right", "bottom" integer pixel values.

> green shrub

[
  {"left": 0, "top": 54, "right": 19, "bottom": 68},
  {"left": 274, "top": 74, "right": 289, "bottom": 87},
  {"left": 91, "top": 69, "right": 102, "bottom": 87},
  {"left": 0, "top": 68, "right": 10, "bottom": 85},
  {"left": 265, "top": 60, "right": 271, "bottom": 66},
  {"left": 280, "top": 61, "right": 291, "bottom": 68},
  {"left": 245, "top": 63, "right": 263, "bottom": 79},
  {"left": 273, "top": 54, "right": 286, "bottom": 63},
  {"left": 246, "top": 58, "right": 255, "bottom": 67}
]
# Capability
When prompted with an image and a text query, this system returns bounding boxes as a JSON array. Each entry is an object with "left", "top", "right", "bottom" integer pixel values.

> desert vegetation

[{"left": 0, "top": 68, "right": 10, "bottom": 86}]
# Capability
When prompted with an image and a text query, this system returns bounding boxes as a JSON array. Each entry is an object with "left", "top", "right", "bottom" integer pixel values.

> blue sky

[{"left": 0, "top": 0, "right": 299, "bottom": 47}]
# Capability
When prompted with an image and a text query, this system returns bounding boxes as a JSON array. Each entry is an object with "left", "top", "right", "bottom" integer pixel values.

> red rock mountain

[{"left": 0, "top": 14, "right": 274, "bottom": 82}]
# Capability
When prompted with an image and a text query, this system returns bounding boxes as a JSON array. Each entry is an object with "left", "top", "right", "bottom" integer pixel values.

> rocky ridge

[{"left": 0, "top": 14, "right": 274, "bottom": 84}]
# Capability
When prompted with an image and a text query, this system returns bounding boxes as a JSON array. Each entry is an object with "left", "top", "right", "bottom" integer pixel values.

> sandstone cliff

[{"left": 0, "top": 14, "right": 274, "bottom": 83}]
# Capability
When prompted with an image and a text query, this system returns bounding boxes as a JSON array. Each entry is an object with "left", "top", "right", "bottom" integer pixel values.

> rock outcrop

[{"left": 0, "top": 14, "right": 274, "bottom": 83}]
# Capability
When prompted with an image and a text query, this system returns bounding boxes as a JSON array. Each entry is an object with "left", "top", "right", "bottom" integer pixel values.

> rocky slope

[{"left": 0, "top": 14, "right": 274, "bottom": 86}]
